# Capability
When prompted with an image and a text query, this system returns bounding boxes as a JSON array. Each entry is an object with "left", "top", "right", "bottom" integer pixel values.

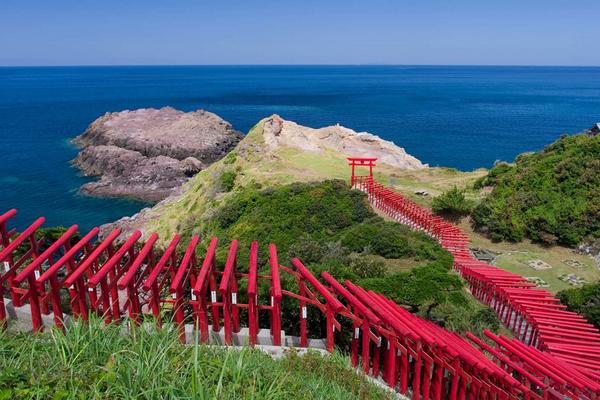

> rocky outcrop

[
  {"left": 261, "top": 116, "right": 426, "bottom": 169},
  {"left": 586, "top": 122, "right": 600, "bottom": 137},
  {"left": 74, "top": 146, "right": 195, "bottom": 202},
  {"left": 72, "top": 107, "right": 243, "bottom": 202},
  {"left": 100, "top": 115, "right": 427, "bottom": 239}
]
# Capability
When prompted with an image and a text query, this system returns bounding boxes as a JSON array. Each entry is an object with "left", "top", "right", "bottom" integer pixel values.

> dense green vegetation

[
  {"left": 557, "top": 283, "right": 600, "bottom": 329},
  {"left": 201, "top": 180, "right": 500, "bottom": 337},
  {"left": 0, "top": 318, "right": 389, "bottom": 399},
  {"left": 472, "top": 133, "right": 600, "bottom": 245},
  {"left": 432, "top": 187, "right": 474, "bottom": 220},
  {"left": 219, "top": 170, "right": 237, "bottom": 192}
]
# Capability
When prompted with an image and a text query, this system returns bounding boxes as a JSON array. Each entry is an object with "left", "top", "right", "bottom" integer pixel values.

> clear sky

[{"left": 1, "top": 0, "right": 599, "bottom": 66}]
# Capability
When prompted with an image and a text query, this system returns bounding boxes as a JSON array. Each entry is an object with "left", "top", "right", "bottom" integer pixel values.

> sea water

[{"left": 1, "top": 65, "right": 599, "bottom": 230}]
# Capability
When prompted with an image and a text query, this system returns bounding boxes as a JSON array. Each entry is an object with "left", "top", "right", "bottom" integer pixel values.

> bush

[
  {"left": 288, "top": 236, "right": 328, "bottom": 264},
  {"left": 432, "top": 187, "right": 474, "bottom": 218},
  {"left": 347, "top": 256, "right": 386, "bottom": 279},
  {"left": 358, "top": 260, "right": 462, "bottom": 313},
  {"left": 557, "top": 283, "right": 600, "bottom": 329},
  {"left": 472, "top": 133, "right": 600, "bottom": 246},
  {"left": 210, "top": 180, "right": 375, "bottom": 262},
  {"left": 219, "top": 170, "right": 237, "bottom": 192}
]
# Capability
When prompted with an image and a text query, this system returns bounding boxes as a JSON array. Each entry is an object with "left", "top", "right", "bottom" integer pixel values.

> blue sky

[{"left": 1, "top": 0, "right": 598, "bottom": 66}]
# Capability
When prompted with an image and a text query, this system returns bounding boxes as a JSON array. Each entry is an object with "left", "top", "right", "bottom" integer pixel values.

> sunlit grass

[{"left": 0, "top": 317, "right": 391, "bottom": 399}]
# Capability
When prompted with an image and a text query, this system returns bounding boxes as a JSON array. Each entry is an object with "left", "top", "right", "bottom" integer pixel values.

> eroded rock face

[
  {"left": 262, "top": 116, "right": 426, "bottom": 169},
  {"left": 72, "top": 107, "right": 242, "bottom": 202},
  {"left": 74, "top": 145, "right": 192, "bottom": 202}
]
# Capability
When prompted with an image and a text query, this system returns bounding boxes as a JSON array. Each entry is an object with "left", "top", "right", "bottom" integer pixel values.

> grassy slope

[
  {"left": 0, "top": 319, "right": 391, "bottom": 400},
  {"left": 140, "top": 118, "right": 503, "bottom": 337},
  {"left": 471, "top": 133, "right": 600, "bottom": 245},
  {"left": 145, "top": 116, "right": 600, "bottom": 293},
  {"left": 274, "top": 126, "right": 600, "bottom": 293},
  {"left": 459, "top": 219, "right": 600, "bottom": 293},
  {"left": 462, "top": 133, "right": 600, "bottom": 293},
  {"left": 145, "top": 117, "right": 484, "bottom": 243}
]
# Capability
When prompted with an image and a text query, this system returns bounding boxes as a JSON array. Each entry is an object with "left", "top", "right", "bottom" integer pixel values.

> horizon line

[{"left": 2, "top": 63, "right": 600, "bottom": 68}]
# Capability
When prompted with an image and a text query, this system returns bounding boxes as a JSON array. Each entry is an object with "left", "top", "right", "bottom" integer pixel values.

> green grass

[
  {"left": 458, "top": 219, "right": 600, "bottom": 293},
  {"left": 494, "top": 251, "right": 599, "bottom": 293},
  {"left": 0, "top": 318, "right": 392, "bottom": 400}
]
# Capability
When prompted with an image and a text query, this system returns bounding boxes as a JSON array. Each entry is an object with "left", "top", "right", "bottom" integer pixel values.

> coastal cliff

[
  {"left": 72, "top": 107, "right": 243, "bottom": 202},
  {"left": 103, "top": 115, "right": 427, "bottom": 239}
]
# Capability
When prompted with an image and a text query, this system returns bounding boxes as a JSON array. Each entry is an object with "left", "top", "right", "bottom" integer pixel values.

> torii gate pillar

[{"left": 347, "top": 157, "right": 377, "bottom": 186}]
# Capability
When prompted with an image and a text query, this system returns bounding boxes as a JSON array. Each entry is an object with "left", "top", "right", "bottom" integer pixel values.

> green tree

[{"left": 557, "top": 283, "right": 600, "bottom": 328}]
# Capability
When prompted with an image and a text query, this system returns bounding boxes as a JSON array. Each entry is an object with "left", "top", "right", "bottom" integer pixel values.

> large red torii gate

[{"left": 347, "top": 157, "right": 377, "bottom": 187}]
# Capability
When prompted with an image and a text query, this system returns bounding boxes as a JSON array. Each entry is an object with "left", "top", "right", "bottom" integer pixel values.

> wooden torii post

[{"left": 347, "top": 157, "right": 377, "bottom": 188}]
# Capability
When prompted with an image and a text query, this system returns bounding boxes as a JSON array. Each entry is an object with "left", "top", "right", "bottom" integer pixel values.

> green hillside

[
  {"left": 472, "top": 132, "right": 600, "bottom": 246},
  {"left": 192, "top": 180, "right": 499, "bottom": 336},
  {"left": 558, "top": 282, "right": 600, "bottom": 329},
  {"left": 132, "top": 117, "right": 500, "bottom": 337}
]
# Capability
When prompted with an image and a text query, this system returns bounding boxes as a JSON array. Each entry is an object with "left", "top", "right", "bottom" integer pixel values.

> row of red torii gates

[
  {"left": 0, "top": 158, "right": 596, "bottom": 399},
  {"left": 348, "top": 157, "right": 600, "bottom": 398}
]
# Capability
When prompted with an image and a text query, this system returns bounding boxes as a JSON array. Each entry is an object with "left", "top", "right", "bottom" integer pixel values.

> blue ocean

[{"left": 1, "top": 66, "right": 600, "bottom": 231}]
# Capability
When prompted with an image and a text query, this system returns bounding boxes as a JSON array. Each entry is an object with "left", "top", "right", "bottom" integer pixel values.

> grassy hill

[
  {"left": 195, "top": 179, "right": 499, "bottom": 336},
  {"left": 142, "top": 116, "right": 484, "bottom": 242},
  {"left": 129, "top": 116, "right": 499, "bottom": 336},
  {"left": 422, "top": 130, "right": 600, "bottom": 293}
]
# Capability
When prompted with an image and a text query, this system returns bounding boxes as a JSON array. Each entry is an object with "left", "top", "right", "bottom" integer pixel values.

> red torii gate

[{"left": 347, "top": 157, "right": 377, "bottom": 187}]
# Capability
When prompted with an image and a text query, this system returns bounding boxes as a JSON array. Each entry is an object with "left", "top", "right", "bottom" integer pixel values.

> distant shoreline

[{"left": 3, "top": 64, "right": 600, "bottom": 68}]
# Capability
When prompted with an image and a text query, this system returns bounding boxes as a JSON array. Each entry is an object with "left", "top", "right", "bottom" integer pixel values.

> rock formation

[
  {"left": 72, "top": 107, "right": 243, "bottom": 202},
  {"left": 586, "top": 122, "right": 600, "bottom": 137},
  {"left": 261, "top": 116, "right": 426, "bottom": 169}
]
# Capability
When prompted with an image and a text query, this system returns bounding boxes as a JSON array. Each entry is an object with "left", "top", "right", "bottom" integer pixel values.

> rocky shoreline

[{"left": 72, "top": 107, "right": 243, "bottom": 202}]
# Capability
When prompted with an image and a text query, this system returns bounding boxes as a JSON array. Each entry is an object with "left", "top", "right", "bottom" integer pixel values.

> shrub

[
  {"left": 359, "top": 260, "right": 462, "bottom": 314},
  {"left": 347, "top": 256, "right": 386, "bottom": 279},
  {"left": 205, "top": 179, "right": 493, "bottom": 337},
  {"left": 210, "top": 180, "right": 375, "bottom": 262},
  {"left": 219, "top": 170, "right": 237, "bottom": 192},
  {"left": 557, "top": 283, "right": 600, "bottom": 329},
  {"left": 432, "top": 187, "right": 474, "bottom": 218},
  {"left": 288, "top": 235, "right": 328, "bottom": 264}
]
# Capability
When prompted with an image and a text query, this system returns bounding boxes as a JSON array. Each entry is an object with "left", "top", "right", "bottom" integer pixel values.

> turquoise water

[{"left": 1, "top": 66, "right": 600, "bottom": 230}]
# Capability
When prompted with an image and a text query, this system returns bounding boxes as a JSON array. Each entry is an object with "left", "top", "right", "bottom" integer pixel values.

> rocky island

[{"left": 72, "top": 107, "right": 243, "bottom": 202}]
